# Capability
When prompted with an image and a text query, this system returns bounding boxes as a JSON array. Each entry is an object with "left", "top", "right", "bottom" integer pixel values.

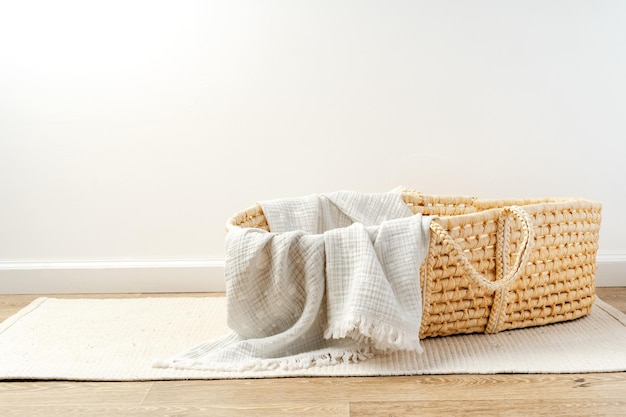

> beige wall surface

[{"left": 1, "top": 1, "right": 624, "bottom": 290}]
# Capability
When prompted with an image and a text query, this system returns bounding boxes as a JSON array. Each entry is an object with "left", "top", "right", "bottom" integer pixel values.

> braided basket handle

[{"left": 429, "top": 206, "right": 535, "bottom": 292}]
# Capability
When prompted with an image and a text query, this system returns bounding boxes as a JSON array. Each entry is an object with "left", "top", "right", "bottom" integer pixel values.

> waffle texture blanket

[{"left": 157, "top": 189, "right": 432, "bottom": 371}]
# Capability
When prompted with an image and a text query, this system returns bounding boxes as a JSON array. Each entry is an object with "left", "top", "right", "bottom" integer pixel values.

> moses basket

[{"left": 226, "top": 190, "right": 602, "bottom": 339}]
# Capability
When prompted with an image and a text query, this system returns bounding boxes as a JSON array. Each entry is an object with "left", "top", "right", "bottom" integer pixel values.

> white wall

[{"left": 1, "top": 0, "right": 625, "bottom": 292}]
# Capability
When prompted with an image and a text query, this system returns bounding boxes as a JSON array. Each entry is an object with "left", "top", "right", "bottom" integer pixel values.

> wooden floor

[{"left": 0, "top": 288, "right": 624, "bottom": 417}]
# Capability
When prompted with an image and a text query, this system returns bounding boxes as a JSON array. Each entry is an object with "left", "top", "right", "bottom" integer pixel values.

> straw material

[{"left": 227, "top": 190, "right": 602, "bottom": 339}]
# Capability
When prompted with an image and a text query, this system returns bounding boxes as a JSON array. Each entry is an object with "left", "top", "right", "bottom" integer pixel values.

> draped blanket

[{"left": 156, "top": 189, "right": 432, "bottom": 372}]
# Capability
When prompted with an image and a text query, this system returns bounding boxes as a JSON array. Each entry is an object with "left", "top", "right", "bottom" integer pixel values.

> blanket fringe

[
  {"left": 324, "top": 314, "right": 423, "bottom": 353},
  {"left": 154, "top": 345, "right": 375, "bottom": 373}
]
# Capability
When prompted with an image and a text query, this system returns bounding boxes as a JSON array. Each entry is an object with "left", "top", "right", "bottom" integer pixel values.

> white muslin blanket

[{"left": 156, "top": 189, "right": 432, "bottom": 371}]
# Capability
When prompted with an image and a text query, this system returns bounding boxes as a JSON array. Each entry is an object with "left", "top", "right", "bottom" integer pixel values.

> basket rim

[{"left": 226, "top": 190, "right": 602, "bottom": 232}]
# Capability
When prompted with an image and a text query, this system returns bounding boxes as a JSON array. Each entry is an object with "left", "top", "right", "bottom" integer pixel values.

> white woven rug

[{"left": 0, "top": 297, "right": 625, "bottom": 381}]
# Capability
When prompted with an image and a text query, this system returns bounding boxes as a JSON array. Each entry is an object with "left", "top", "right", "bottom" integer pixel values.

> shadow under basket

[{"left": 226, "top": 190, "right": 602, "bottom": 339}]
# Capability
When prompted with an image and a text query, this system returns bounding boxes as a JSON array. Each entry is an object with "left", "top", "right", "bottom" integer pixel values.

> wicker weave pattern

[{"left": 226, "top": 191, "right": 602, "bottom": 339}]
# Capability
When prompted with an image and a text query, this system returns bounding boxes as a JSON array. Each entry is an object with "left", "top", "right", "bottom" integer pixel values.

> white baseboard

[
  {"left": 0, "top": 259, "right": 225, "bottom": 294},
  {"left": 595, "top": 253, "right": 626, "bottom": 287},
  {"left": 0, "top": 253, "right": 624, "bottom": 294}
]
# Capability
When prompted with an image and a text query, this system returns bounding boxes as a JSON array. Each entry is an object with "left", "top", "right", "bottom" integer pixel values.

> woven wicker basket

[{"left": 226, "top": 190, "right": 602, "bottom": 339}]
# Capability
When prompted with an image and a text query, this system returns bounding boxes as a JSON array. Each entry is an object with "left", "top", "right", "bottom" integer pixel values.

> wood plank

[
  {"left": 3, "top": 375, "right": 625, "bottom": 417},
  {"left": 349, "top": 399, "right": 626, "bottom": 417},
  {"left": 0, "top": 294, "right": 39, "bottom": 322},
  {"left": 0, "top": 382, "right": 153, "bottom": 406},
  {"left": 596, "top": 287, "right": 626, "bottom": 313},
  {"left": 143, "top": 373, "right": 626, "bottom": 407},
  {"left": 0, "top": 403, "right": 348, "bottom": 417}
]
